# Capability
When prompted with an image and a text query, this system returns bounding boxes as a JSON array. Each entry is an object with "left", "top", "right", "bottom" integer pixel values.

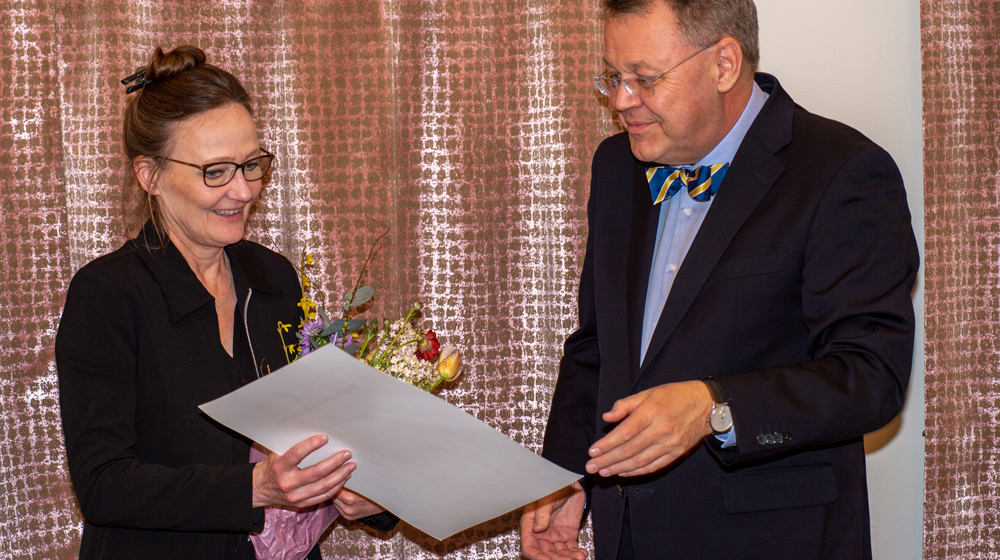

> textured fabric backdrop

[
  {"left": 0, "top": 1, "right": 618, "bottom": 558},
  {"left": 922, "top": 1, "right": 1000, "bottom": 558}
]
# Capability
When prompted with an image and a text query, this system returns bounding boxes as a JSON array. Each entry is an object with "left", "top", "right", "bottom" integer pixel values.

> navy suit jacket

[{"left": 542, "top": 74, "right": 919, "bottom": 560}]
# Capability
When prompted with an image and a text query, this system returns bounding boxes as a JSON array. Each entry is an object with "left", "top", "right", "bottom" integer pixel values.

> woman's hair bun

[{"left": 145, "top": 45, "right": 207, "bottom": 82}]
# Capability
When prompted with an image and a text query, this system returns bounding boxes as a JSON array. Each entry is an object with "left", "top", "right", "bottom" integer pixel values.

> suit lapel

[
  {"left": 637, "top": 75, "right": 793, "bottom": 378},
  {"left": 627, "top": 161, "right": 662, "bottom": 384}
]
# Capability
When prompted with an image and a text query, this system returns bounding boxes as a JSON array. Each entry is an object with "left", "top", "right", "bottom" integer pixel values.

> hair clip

[{"left": 121, "top": 68, "right": 150, "bottom": 94}]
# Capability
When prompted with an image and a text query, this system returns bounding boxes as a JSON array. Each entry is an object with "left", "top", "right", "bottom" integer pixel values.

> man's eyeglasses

[
  {"left": 161, "top": 148, "right": 275, "bottom": 188},
  {"left": 594, "top": 43, "right": 713, "bottom": 98}
]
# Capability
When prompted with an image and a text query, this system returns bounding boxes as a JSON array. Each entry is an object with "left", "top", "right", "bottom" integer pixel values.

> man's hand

[
  {"left": 520, "top": 482, "right": 588, "bottom": 560},
  {"left": 334, "top": 488, "right": 385, "bottom": 520},
  {"left": 585, "top": 380, "right": 714, "bottom": 478},
  {"left": 252, "top": 434, "right": 355, "bottom": 509}
]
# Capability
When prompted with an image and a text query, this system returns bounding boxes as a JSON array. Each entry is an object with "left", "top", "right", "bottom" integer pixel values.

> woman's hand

[
  {"left": 333, "top": 489, "right": 385, "bottom": 520},
  {"left": 252, "top": 434, "right": 355, "bottom": 509}
]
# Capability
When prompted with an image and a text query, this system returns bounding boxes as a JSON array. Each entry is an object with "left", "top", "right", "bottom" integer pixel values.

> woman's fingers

[
  {"left": 277, "top": 434, "right": 330, "bottom": 469},
  {"left": 252, "top": 433, "right": 358, "bottom": 508},
  {"left": 288, "top": 461, "right": 356, "bottom": 508}
]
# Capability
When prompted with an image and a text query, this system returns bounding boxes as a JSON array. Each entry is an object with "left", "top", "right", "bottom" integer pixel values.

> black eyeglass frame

[{"left": 160, "top": 148, "right": 275, "bottom": 188}]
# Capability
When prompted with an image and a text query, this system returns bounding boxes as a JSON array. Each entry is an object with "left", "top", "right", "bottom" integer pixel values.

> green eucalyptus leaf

[
  {"left": 346, "top": 318, "right": 367, "bottom": 334},
  {"left": 321, "top": 319, "right": 347, "bottom": 338},
  {"left": 318, "top": 307, "right": 332, "bottom": 329},
  {"left": 341, "top": 344, "right": 358, "bottom": 356},
  {"left": 343, "top": 286, "right": 374, "bottom": 311}
]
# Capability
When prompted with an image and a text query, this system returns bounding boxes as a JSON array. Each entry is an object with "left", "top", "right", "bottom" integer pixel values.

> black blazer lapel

[
  {"left": 637, "top": 75, "right": 793, "bottom": 378},
  {"left": 627, "top": 160, "right": 662, "bottom": 384}
]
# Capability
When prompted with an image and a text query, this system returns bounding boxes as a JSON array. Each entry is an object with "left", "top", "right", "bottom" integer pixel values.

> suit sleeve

[
  {"left": 707, "top": 144, "right": 919, "bottom": 464},
  {"left": 56, "top": 266, "right": 261, "bottom": 532},
  {"left": 541, "top": 152, "right": 602, "bottom": 484}
]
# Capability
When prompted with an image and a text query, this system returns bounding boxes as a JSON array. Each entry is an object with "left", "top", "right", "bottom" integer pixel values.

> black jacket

[
  {"left": 57, "top": 224, "right": 302, "bottom": 559},
  {"left": 55, "top": 223, "right": 407, "bottom": 559},
  {"left": 542, "top": 75, "right": 919, "bottom": 560}
]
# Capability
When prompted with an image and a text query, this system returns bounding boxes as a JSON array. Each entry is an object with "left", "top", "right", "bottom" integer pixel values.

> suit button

[
  {"left": 238, "top": 377, "right": 246, "bottom": 386},
  {"left": 757, "top": 434, "right": 767, "bottom": 445}
]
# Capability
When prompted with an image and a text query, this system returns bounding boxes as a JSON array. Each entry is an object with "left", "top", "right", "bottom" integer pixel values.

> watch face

[{"left": 710, "top": 404, "right": 733, "bottom": 432}]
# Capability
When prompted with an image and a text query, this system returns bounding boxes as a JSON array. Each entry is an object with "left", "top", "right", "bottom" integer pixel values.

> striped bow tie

[{"left": 647, "top": 163, "right": 729, "bottom": 204}]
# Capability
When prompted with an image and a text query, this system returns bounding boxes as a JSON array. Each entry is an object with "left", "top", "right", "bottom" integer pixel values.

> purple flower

[
  {"left": 298, "top": 318, "right": 323, "bottom": 356},
  {"left": 301, "top": 318, "right": 323, "bottom": 336}
]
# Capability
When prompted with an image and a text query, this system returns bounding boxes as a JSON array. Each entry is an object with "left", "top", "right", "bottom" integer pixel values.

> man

[{"left": 519, "top": 1, "right": 918, "bottom": 559}]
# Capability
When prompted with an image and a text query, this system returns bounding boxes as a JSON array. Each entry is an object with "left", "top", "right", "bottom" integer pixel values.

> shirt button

[
  {"left": 668, "top": 263, "right": 678, "bottom": 272},
  {"left": 238, "top": 377, "right": 246, "bottom": 386},
  {"left": 683, "top": 208, "right": 692, "bottom": 216}
]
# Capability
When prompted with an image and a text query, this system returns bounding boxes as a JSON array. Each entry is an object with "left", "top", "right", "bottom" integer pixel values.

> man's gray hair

[{"left": 603, "top": 0, "right": 759, "bottom": 78}]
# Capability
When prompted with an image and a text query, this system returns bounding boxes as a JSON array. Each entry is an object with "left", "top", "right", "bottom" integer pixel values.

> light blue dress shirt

[{"left": 639, "top": 82, "right": 769, "bottom": 448}]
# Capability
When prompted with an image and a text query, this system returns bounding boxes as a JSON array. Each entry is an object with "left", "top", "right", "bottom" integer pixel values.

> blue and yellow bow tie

[{"left": 647, "top": 163, "right": 729, "bottom": 204}]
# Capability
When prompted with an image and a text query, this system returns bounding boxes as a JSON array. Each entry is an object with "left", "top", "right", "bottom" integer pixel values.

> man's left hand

[
  {"left": 585, "top": 380, "right": 715, "bottom": 478},
  {"left": 334, "top": 488, "right": 385, "bottom": 520}
]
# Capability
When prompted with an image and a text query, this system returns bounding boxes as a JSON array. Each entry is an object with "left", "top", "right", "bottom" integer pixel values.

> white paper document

[{"left": 199, "top": 344, "right": 581, "bottom": 541}]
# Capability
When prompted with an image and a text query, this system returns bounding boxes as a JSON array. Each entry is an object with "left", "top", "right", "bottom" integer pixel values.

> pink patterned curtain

[
  {"left": 0, "top": 1, "right": 616, "bottom": 558},
  {"left": 922, "top": 1, "right": 1000, "bottom": 558}
]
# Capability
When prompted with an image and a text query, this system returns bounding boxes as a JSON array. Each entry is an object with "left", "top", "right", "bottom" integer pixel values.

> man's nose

[{"left": 611, "top": 83, "right": 643, "bottom": 112}]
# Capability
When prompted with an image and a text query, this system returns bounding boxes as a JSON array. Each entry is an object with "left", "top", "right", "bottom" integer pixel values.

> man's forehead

[
  {"left": 603, "top": 35, "right": 685, "bottom": 73},
  {"left": 602, "top": 6, "right": 687, "bottom": 72},
  {"left": 602, "top": 56, "right": 661, "bottom": 73}
]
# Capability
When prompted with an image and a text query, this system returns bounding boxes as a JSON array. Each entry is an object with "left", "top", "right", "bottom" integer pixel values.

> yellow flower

[
  {"left": 437, "top": 345, "right": 462, "bottom": 381},
  {"left": 278, "top": 321, "right": 292, "bottom": 333}
]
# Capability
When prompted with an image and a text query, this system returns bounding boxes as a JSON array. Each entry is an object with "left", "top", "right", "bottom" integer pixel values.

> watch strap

[{"left": 703, "top": 377, "right": 726, "bottom": 404}]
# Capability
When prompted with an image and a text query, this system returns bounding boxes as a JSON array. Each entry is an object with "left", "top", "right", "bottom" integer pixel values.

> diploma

[{"left": 199, "top": 343, "right": 581, "bottom": 540}]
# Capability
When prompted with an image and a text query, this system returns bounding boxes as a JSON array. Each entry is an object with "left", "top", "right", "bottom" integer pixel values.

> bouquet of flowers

[{"left": 278, "top": 246, "right": 463, "bottom": 392}]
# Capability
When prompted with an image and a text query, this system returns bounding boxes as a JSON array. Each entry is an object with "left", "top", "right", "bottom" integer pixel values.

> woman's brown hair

[{"left": 120, "top": 45, "right": 254, "bottom": 240}]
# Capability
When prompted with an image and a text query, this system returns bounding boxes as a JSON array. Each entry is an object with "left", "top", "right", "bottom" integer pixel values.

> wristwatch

[{"left": 703, "top": 378, "right": 733, "bottom": 433}]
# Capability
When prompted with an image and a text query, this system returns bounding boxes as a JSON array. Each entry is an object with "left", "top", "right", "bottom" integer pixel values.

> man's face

[{"left": 603, "top": 3, "right": 724, "bottom": 165}]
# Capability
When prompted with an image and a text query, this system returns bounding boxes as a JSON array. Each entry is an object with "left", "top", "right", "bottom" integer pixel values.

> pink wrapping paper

[{"left": 249, "top": 446, "right": 340, "bottom": 560}]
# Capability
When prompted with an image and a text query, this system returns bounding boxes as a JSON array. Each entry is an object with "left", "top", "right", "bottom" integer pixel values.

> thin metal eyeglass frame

[
  {"left": 161, "top": 148, "right": 275, "bottom": 187},
  {"left": 594, "top": 43, "right": 714, "bottom": 98}
]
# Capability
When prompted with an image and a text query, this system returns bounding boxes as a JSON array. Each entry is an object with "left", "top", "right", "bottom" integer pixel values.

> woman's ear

[{"left": 134, "top": 156, "right": 159, "bottom": 195}]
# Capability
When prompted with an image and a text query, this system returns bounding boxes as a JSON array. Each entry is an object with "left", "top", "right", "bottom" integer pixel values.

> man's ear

[
  {"left": 134, "top": 156, "right": 160, "bottom": 196},
  {"left": 714, "top": 37, "right": 743, "bottom": 94}
]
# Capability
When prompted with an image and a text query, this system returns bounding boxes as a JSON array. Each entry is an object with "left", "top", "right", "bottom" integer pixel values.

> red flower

[{"left": 416, "top": 330, "right": 441, "bottom": 361}]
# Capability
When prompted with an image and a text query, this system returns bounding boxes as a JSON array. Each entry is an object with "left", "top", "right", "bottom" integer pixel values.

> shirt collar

[
  {"left": 131, "top": 221, "right": 283, "bottom": 323},
  {"left": 693, "top": 81, "right": 769, "bottom": 168}
]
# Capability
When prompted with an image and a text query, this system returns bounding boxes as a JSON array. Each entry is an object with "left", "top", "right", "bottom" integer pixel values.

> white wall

[{"left": 754, "top": 2, "right": 924, "bottom": 559}]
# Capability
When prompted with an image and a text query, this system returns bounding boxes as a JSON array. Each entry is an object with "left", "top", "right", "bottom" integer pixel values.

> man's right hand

[{"left": 520, "top": 481, "right": 588, "bottom": 560}]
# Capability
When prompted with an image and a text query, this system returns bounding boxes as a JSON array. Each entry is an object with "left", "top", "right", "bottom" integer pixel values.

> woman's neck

[{"left": 166, "top": 231, "right": 229, "bottom": 288}]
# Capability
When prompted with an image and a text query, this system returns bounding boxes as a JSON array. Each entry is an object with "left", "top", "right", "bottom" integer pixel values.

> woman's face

[{"left": 144, "top": 103, "right": 264, "bottom": 255}]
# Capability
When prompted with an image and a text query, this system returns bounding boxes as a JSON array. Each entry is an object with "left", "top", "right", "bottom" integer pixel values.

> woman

[{"left": 56, "top": 45, "right": 393, "bottom": 559}]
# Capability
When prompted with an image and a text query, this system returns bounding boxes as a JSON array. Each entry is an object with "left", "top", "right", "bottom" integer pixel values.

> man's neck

[{"left": 670, "top": 78, "right": 755, "bottom": 167}]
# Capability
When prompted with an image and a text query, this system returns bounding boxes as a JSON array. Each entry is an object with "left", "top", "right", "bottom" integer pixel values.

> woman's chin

[{"left": 204, "top": 225, "right": 247, "bottom": 249}]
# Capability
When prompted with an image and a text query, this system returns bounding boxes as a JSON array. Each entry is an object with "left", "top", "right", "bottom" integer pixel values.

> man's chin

[{"left": 626, "top": 137, "right": 664, "bottom": 165}]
